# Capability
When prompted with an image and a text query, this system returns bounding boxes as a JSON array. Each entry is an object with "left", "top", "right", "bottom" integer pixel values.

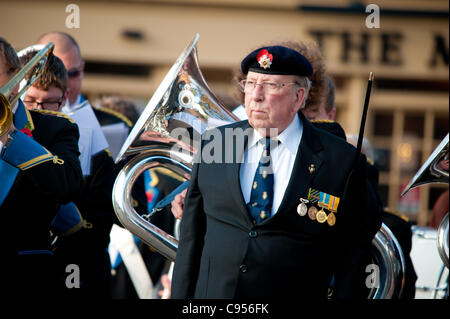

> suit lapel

[
  {"left": 274, "top": 114, "right": 324, "bottom": 217},
  {"left": 225, "top": 121, "right": 254, "bottom": 227}
]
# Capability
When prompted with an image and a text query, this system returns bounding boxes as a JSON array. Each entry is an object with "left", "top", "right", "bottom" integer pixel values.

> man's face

[
  {"left": 23, "top": 85, "right": 67, "bottom": 112},
  {"left": 244, "top": 71, "right": 305, "bottom": 136},
  {"left": 55, "top": 49, "right": 84, "bottom": 106},
  {"left": 302, "top": 103, "right": 335, "bottom": 121}
]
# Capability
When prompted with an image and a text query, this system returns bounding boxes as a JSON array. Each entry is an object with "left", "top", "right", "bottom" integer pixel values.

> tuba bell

[
  {"left": 112, "top": 34, "right": 238, "bottom": 261},
  {"left": 0, "top": 42, "right": 54, "bottom": 136},
  {"left": 402, "top": 134, "right": 449, "bottom": 270}
]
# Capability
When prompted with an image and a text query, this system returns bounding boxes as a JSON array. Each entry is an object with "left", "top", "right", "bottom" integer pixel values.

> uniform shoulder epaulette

[
  {"left": 104, "top": 148, "right": 112, "bottom": 158},
  {"left": 94, "top": 106, "right": 133, "bottom": 128},
  {"left": 310, "top": 119, "right": 335, "bottom": 123},
  {"left": 384, "top": 208, "right": 409, "bottom": 222},
  {"left": 31, "top": 109, "right": 75, "bottom": 123}
]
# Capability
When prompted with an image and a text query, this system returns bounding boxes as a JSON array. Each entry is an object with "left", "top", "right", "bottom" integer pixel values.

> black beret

[{"left": 241, "top": 46, "right": 313, "bottom": 77}]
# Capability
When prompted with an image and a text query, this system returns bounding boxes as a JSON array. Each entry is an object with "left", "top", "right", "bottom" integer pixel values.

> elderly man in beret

[{"left": 171, "top": 46, "right": 381, "bottom": 299}]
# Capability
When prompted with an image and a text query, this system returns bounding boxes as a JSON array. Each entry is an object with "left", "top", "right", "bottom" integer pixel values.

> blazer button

[
  {"left": 240, "top": 265, "right": 248, "bottom": 273},
  {"left": 249, "top": 230, "right": 258, "bottom": 238}
]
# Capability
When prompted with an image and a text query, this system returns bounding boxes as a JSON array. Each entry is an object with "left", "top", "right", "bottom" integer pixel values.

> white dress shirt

[
  {"left": 64, "top": 94, "right": 82, "bottom": 113},
  {"left": 240, "top": 114, "right": 303, "bottom": 216}
]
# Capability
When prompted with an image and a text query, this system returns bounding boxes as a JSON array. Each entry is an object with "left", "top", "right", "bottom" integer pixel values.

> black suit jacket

[{"left": 171, "top": 113, "right": 381, "bottom": 299}]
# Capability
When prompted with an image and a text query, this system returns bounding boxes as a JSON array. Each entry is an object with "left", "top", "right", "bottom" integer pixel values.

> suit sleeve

[
  {"left": 76, "top": 150, "right": 118, "bottom": 249},
  {"left": 2, "top": 120, "right": 82, "bottom": 204},
  {"left": 333, "top": 155, "right": 383, "bottom": 299},
  {"left": 171, "top": 151, "right": 206, "bottom": 299}
]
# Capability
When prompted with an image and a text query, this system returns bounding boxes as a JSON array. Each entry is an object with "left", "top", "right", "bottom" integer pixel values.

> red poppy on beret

[{"left": 256, "top": 49, "right": 273, "bottom": 69}]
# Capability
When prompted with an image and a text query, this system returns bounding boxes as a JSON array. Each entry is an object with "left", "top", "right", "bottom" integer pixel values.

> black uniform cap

[{"left": 241, "top": 46, "right": 313, "bottom": 77}]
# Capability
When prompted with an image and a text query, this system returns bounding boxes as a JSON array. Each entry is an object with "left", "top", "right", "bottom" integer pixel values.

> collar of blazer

[{"left": 223, "top": 113, "right": 325, "bottom": 227}]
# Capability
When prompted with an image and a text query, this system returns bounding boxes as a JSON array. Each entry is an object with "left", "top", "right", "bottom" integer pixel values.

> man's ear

[
  {"left": 60, "top": 88, "right": 70, "bottom": 108},
  {"left": 327, "top": 107, "right": 336, "bottom": 120},
  {"left": 295, "top": 87, "right": 306, "bottom": 111}
]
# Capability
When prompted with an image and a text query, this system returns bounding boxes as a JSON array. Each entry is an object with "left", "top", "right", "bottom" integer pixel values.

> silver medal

[{"left": 297, "top": 202, "right": 308, "bottom": 216}]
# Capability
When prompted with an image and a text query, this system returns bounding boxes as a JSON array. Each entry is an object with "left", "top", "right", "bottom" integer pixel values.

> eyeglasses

[
  {"left": 67, "top": 66, "right": 82, "bottom": 78},
  {"left": 23, "top": 94, "right": 65, "bottom": 111},
  {"left": 239, "top": 80, "right": 299, "bottom": 94}
]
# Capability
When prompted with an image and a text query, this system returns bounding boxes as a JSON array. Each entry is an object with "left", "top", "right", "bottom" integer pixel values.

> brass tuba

[
  {"left": 112, "top": 34, "right": 238, "bottom": 261},
  {"left": 0, "top": 42, "right": 54, "bottom": 136}
]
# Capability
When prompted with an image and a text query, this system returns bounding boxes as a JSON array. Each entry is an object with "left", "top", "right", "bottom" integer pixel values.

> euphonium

[
  {"left": 0, "top": 42, "right": 54, "bottom": 136},
  {"left": 112, "top": 34, "right": 238, "bottom": 261}
]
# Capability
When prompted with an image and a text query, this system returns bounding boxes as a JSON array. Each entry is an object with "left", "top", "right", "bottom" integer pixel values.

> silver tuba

[
  {"left": 112, "top": 34, "right": 238, "bottom": 261},
  {"left": 402, "top": 134, "right": 449, "bottom": 298},
  {"left": 402, "top": 133, "right": 449, "bottom": 269}
]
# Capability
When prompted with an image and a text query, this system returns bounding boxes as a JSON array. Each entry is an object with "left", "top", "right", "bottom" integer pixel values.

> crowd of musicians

[{"left": 2, "top": 31, "right": 447, "bottom": 299}]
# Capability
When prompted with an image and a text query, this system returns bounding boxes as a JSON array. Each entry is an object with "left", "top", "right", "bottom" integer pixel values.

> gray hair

[{"left": 294, "top": 75, "right": 312, "bottom": 109}]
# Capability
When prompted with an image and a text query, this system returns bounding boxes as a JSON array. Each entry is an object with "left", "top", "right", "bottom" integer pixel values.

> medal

[
  {"left": 297, "top": 198, "right": 309, "bottom": 216},
  {"left": 307, "top": 206, "right": 317, "bottom": 220},
  {"left": 327, "top": 212, "right": 336, "bottom": 226},
  {"left": 317, "top": 192, "right": 330, "bottom": 224},
  {"left": 316, "top": 209, "right": 327, "bottom": 223},
  {"left": 297, "top": 203, "right": 307, "bottom": 216}
]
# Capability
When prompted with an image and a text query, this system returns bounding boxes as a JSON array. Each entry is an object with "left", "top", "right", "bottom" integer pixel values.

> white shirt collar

[
  {"left": 247, "top": 113, "right": 302, "bottom": 155},
  {"left": 12, "top": 100, "right": 19, "bottom": 114},
  {"left": 277, "top": 113, "right": 302, "bottom": 155},
  {"left": 65, "top": 94, "right": 82, "bottom": 112}
]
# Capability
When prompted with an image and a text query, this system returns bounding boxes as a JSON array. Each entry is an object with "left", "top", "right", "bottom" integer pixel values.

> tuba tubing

[
  {"left": 113, "top": 146, "right": 192, "bottom": 261},
  {"left": 369, "top": 223, "right": 406, "bottom": 299},
  {"left": 437, "top": 212, "right": 449, "bottom": 269}
]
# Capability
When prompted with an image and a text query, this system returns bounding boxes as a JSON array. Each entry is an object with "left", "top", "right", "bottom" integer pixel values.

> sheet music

[
  {"left": 62, "top": 100, "right": 110, "bottom": 175},
  {"left": 101, "top": 122, "right": 129, "bottom": 160},
  {"left": 77, "top": 127, "right": 93, "bottom": 175},
  {"left": 65, "top": 101, "right": 109, "bottom": 155}
]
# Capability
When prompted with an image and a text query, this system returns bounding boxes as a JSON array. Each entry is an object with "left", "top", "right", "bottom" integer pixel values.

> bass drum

[{"left": 410, "top": 226, "right": 449, "bottom": 299}]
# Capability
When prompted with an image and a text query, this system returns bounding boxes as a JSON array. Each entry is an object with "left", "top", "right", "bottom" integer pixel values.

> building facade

[{"left": 2, "top": 0, "right": 448, "bottom": 225}]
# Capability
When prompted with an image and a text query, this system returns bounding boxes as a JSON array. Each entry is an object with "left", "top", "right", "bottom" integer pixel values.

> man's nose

[{"left": 251, "top": 84, "right": 264, "bottom": 100}]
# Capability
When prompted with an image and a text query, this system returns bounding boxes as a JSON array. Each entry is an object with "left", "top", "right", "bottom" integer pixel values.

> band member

[
  {"left": 0, "top": 37, "right": 82, "bottom": 297},
  {"left": 171, "top": 45, "right": 381, "bottom": 299},
  {"left": 35, "top": 32, "right": 118, "bottom": 298},
  {"left": 37, "top": 33, "right": 132, "bottom": 159}
]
